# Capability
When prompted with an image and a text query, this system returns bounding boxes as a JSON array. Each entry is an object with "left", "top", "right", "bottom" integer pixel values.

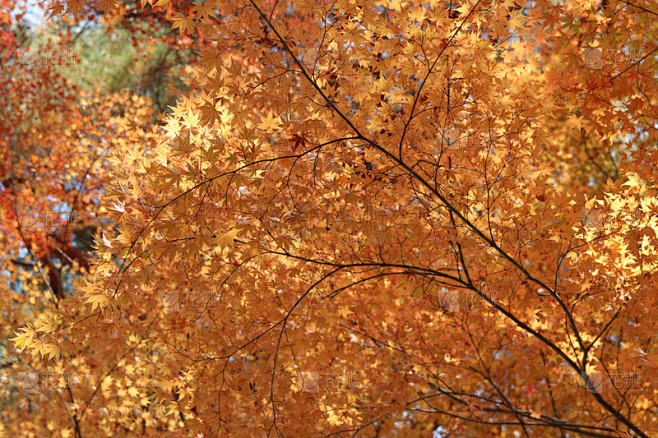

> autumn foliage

[{"left": 2, "top": 0, "right": 658, "bottom": 437}]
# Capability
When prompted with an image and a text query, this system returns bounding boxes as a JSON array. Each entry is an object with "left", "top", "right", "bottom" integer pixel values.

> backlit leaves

[{"left": 3, "top": 0, "right": 658, "bottom": 437}]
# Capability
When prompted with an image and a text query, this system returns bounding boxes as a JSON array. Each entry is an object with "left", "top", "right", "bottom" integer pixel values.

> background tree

[{"left": 0, "top": 3, "right": 156, "bottom": 434}]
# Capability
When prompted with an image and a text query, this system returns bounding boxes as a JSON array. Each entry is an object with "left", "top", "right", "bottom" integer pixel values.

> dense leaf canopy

[{"left": 1, "top": 0, "right": 657, "bottom": 437}]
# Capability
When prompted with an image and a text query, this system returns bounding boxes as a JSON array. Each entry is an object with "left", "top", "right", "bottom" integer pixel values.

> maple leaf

[
  {"left": 257, "top": 111, "right": 281, "bottom": 131},
  {"left": 171, "top": 13, "right": 196, "bottom": 35},
  {"left": 192, "top": 2, "right": 215, "bottom": 21},
  {"left": 47, "top": 3, "right": 64, "bottom": 18},
  {"left": 64, "top": 0, "right": 84, "bottom": 16}
]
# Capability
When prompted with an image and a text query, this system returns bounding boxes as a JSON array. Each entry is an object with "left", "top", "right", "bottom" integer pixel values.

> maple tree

[{"left": 4, "top": 0, "right": 658, "bottom": 437}]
